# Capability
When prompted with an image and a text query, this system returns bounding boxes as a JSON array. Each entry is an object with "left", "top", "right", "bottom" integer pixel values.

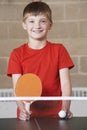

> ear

[
  {"left": 48, "top": 23, "right": 53, "bottom": 30},
  {"left": 22, "top": 22, "right": 27, "bottom": 30}
]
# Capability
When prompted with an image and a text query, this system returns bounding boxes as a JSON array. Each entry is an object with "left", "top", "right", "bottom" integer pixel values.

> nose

[{"left": 34, "top": 21, "right": 40, "bottom": 28}]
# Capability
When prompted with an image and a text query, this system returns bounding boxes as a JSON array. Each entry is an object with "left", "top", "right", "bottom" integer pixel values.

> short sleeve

[
  {"left": 7, "top": 50, "right": 23, "bottom": 76},
  {"left": 58, "top": 44, "right": 74, "bottom": 69}
]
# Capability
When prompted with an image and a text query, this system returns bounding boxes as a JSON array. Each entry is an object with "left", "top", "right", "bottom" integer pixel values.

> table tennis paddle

[{"left": 15, "top": 73, "right": 42, "bottom": 114}]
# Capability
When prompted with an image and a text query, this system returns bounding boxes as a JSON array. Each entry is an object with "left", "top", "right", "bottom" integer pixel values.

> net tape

[{"left": 0, "top": 96, "right": 87, "bottom": 101}]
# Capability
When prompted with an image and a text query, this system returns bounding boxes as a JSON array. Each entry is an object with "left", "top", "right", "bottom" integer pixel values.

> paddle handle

[{"left": 24, "top": 101, "right": 32, "bottom": 114}]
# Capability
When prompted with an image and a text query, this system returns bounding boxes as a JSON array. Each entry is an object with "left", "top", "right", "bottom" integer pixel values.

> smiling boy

[{"left": 7, "top": 1, "right": 74, "bottom": 120}]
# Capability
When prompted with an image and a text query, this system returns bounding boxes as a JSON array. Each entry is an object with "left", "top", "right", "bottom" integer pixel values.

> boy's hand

[
  {"left": 58, "top": 110, "right": 73, "bottom": 119},
  {"left": 66, "top": 110, "right": 73, "bottom": 119},
  {"left": 16, "top": 101, "right": 31, "bottom": 121}
]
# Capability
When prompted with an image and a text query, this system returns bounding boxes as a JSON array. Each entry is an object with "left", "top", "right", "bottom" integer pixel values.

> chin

[{"left": 33, "top": 36, "right": 45, "bottom": 40}]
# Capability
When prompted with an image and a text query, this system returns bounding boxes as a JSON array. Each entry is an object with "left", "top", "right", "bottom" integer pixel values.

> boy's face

[{"left": 22, "top": 13, "right": 52, "bottom": 41}]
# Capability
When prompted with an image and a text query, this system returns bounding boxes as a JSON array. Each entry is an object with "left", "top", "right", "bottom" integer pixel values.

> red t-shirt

[{"left": 7, "top": 41, "right": 74, "bottom": 118}]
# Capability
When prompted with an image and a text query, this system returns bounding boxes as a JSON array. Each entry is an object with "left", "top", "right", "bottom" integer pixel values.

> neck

[{"left": 28, "top": 38, "right": 47, "bottom": 49}]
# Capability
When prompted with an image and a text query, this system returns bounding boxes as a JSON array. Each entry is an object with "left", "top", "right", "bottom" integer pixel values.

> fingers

[
  {"left": 67, "top": 111, "right": 73, "bottom": 119},
  {"left": 58, "top": 110, "right": 73, "bottom": 119},
  {"left": 17, "top": 101, "right": 31, "bottom": 121},
  {"left": 19, "top": 109, "right": 30, "bottom": 121}
]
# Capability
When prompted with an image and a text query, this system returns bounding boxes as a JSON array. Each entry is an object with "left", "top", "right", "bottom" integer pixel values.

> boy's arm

[
  {"left": 59, "top": 68, "right": 73, "bottom": 118},
  {"left": 12, "top": 74, "right": 22, "bottom": 95},
  {"left": 12, "top": 74, "right": 30, "bottom": 120},
  {"left": 12, "top": 74, "right": 25, "bottom": 111}
]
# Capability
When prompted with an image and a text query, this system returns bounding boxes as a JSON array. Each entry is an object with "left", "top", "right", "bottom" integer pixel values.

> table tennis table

[{"left": 0, "top": 117, "right": 87, "bottom": 130}]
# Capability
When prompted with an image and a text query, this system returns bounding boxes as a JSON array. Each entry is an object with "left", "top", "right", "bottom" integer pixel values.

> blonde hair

[{"left": 23, "top": 1, "right": 52, "bottom": 23}]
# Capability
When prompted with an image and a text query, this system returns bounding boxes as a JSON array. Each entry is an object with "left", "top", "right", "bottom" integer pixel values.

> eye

[
  {"left": 40, "top": 19, "right": 47, "bottom": 24},
  {"left": 28, "top": 20, "right": 35, "bottom": 23}
]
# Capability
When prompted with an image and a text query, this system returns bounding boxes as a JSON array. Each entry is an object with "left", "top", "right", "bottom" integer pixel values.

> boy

[{"left": 7, "top": 1, "right": 74, "bottom": 120}]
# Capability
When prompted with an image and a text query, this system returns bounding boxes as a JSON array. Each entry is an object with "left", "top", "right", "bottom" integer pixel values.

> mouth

[{"left": 33, "top": 29, "right": 43, "bottom": 33}]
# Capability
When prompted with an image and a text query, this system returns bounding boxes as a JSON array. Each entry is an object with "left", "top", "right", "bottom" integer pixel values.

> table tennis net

[
  {"left": 0, "top": 88, "right": 87, "bottom": 118},
  {"left": 0, "top": 88, "right": 87, "bottom": 101}
]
